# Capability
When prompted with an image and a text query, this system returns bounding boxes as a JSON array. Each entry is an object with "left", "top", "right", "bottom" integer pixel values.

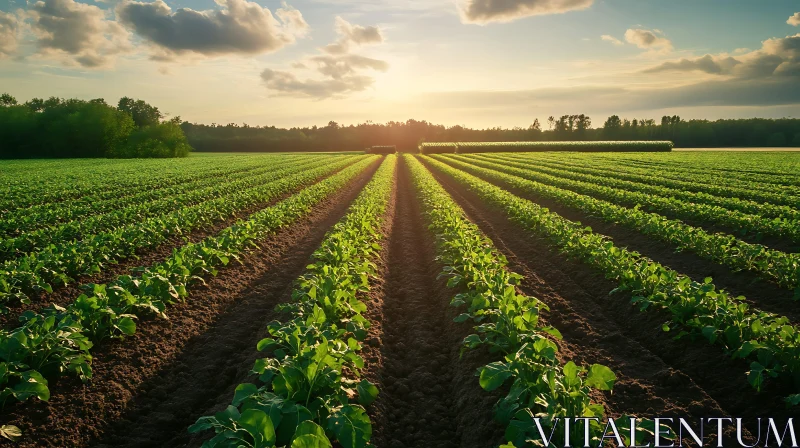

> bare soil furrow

[
  {"left": 370, "top": 158, "right": 503, "bottom": 448},
  {"left": 0, "top": 161, "right": 359, "bottom": 330},
  {"left": 3, "top": 159, "right": 382, "bottom": 448},
  {"left": 426, "top": 159, "right": 793, "bottom": 444},
  {"left": 468, "top": 170, "right": 800, "bottom": 323}
]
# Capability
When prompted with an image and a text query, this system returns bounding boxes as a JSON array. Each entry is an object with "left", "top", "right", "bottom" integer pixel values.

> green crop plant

[
  {"left": 405, "top": 155, "right": 630, "bottom": 447},
  {"left": 424, "top": 156, "right": 800, "bottom": 404},
  {"left": 0, "top": 157, "right": 379, "bottom": 432},
  {"left": 440, "top": 155, "right": 800, "bottom": 295},
  {"left": 0, "top": 156, "right": 364, "bottom": 308},
  {"left": 191, "top": 155, "right": 396, "bottom": 448}
]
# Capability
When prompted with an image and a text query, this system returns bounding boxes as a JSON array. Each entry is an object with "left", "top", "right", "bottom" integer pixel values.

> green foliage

[
  {"left": 110, "top": 121, "right": 192, "bottom": 158},
  {"left": 0, "top": 157, "right": 360, "bottom": 306},
  {"left": 0, "top": 156, "right": 375, "bottom": 416},
  {"left": 192, "top": 155, "right": 396, "bottom": 447},
  {"left": 117, "top": 96, "right": 163, "bottom": 128},
  {"left": 0, "top": 94, "right": 18, "bottom": 106},
  {"left": 405, "top": 154, "right": 617, "bottom": 446},
  {"left": 184, "top": 116, "right": 800, "bottom": 152},
  {"left": 424, "top": 155, "right": 800, "bottom": 402},
  {"left": 0, "top": 156, "right": 325, "bottom": 256},
  {"left": 443, "top": 154, "right": 800, "bottom": 291},
  {"left": 0, "top": 93, "right": 189, "bottom": 159}
]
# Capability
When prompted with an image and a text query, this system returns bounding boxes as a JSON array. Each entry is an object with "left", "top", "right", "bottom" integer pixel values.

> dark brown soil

[
  {"left": 4, "top": 153, "right": 794, "bottom": 448},
  {"left": 1, "top": 159, "right": 382, "bottom": 448},
  {"left": 423, "top": 158, "right": 794, "bottom": 445},
  {"left": 0, "top": 163, "right": 355, "bottom": 330},
  {"left": 358, "top": 162, "right": 396, "bottom": 448},
  {"left": 369, "top": 157, "right": 503, "bottom": 448},
  {"left": 452, "top": 162, "right": 800, "bottom": 323}
]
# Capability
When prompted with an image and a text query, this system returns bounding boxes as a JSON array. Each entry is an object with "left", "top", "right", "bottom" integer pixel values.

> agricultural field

[{"left": 0, "top": 150, "right": 798, "bottom": 447}]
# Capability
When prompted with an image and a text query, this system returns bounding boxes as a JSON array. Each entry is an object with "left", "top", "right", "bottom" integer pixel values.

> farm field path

[
  {"left": 6, "top": 159, "right": 383, "bottom": 448},
  {"left": 369, "top": 158, "right": 502, "bottom": 448},
  {"left": 425, "top": 159, "right": 794, "bottom": 444}
]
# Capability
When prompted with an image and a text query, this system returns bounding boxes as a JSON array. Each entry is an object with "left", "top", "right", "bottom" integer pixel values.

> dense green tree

[
  {"left": 118, "top": 97, "right": 163, "bottom": 128},
  {"left": 112, "top": 121, "right": 192, "bottom": 158},
  {"left": 767, "top": 132, "right": 787, "bottom": 147},
  {"left": 0, "top": 93, "right": 191, "bottom": 159},
  {"left": 0, "top": 93, "right": 17, "bottom": 106},
  {"left": 182, "top": 115, "right": 800, "bottom": 152}
]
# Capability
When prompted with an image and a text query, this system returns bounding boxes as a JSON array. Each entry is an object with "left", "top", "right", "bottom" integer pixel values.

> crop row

[
  {"left": 571, "top": 155, "right": 800, "bottom": 196},
  {"left": 0, "top": 156, "right": 327, "bottom": 259},
  {"left": 589, "top": 153, "right": 800, "bottom": 189},
  {"left": 490, "top": 154, "right": 800, "bottom": 221},
  {"left": 0, "top": 156, "right": 312, "bottom": 238},
  {"left": 423, "top": 156, "right": 800, "bottom": 403},
  {"left": 519, "top": 153, "right": 800, "bottom": 208},
  {"left": 0, "top": 157, "right": 379, "bottom": 441},
  {"left": 0, "top": 154, "right": 274, "bottom": 213},
  {"left": 191, "top": 155, "right": 397, "bottom": 448},
  {"left": 451, "top": 156, "right": 800, "bottom": 248},
  {"left": 0, "top": 156, "right": 364, "bottom": 309},
  {"left": 418, "top": 141, "right": 673, "bottom": 154},
  {"left": 608, "top": 151, "right": 800, "bottom": 178},
  {"left": 437, "top": 155, "right": 800, "bottom": 295},
  {"left": 406, "top": 155, "right": 620, "bottom": 446}
]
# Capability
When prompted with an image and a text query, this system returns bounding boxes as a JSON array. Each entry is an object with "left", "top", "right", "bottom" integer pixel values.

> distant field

[
  {"left": 1, "top": 151, "right": 798, "bottom": 447},
  {"left": 675, "top": 147, "right": 800, "bottom": 151}
]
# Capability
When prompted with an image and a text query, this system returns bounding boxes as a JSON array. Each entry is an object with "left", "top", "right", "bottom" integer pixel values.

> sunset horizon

[{"left": 1, "top": 0, "right": 799, "bottom": 128}]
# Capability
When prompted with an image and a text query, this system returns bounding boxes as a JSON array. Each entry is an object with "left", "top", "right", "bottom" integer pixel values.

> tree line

[
  {"left": 3, "top": 93, "right": 798, "bottom": 157},
  {"left": 0, "top": 93, "right": 191, "bottom": 159},
  {"left": 184, "top": 115, "right": 800, "bottom": 153}
]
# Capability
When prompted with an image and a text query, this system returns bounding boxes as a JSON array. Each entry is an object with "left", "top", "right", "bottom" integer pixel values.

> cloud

[
  {"left": 322, "top": 16, "right": 384, "bottom": 54},
  {"left": 624, "top": 28, "right": 672, "bottom": 52},
  {"left": 420, "top": 77, "right": 800, "bottom": 113},
  {"left": 788, "top": 12, "right": 800, "bottom": 26},
  {"left": 644, "top": 34, "right": 800, "bottom": 79},
  {"left": 460, "top": 0, "right": 593, "bottom": 24},
  {"left": 28, "top": 0, "right": 131, "bottom": 67},
  {"left": 644, "top": 54, "right": 740, "bottom": 75},
  {"left": 601, "top": 34, "right": 623, "bottom": 46},
  {"left": 261, "top": 18, "right": 388, "bottom": 99},
  {"left": 0, "top": 11, "right": 19, "bottom": 57},
  {"left": 309, "top": 54, "right": 389, "bottom": 79},
  {"left": 261, "top": 69, "right": 374, "bottom": 98},
  {"left": 117, "top": 0, "right": 308, "bottom": 59}
]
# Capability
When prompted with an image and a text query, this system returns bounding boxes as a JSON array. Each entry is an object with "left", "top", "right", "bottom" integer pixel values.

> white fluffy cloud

[
  {"left": 310, "top": 54, "right": 389, "bottom": 79},
  {"left": 460, "top": 0, "right": 593, "bottom": 25},
  {"left": 117, "top": 0, "right": 308, "bottom": 60},
  {"left": 0, "top": 11, "right": 19, "bottom": 57},
  {"left": 624, "top": 28, "right": 672, "bottom": 52},
  {"left": 261, "top": 69, "right": 375, "bottom": 98},
  {"left": 261, "top": 17, "right": 388, "bottom": 99},
  {"left": 323, "top": 17, "right": 384, "bottom": 55},
  {"left": 645, "top": 33, "right": 800, "bottom": 79},
  {"left": 788, "top": 12, "right": 800, "bottom": 26}
]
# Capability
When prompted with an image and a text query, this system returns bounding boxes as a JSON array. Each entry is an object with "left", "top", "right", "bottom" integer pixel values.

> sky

[{"left": 0, "top": 0, "right": 799, "bottom": 128}]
